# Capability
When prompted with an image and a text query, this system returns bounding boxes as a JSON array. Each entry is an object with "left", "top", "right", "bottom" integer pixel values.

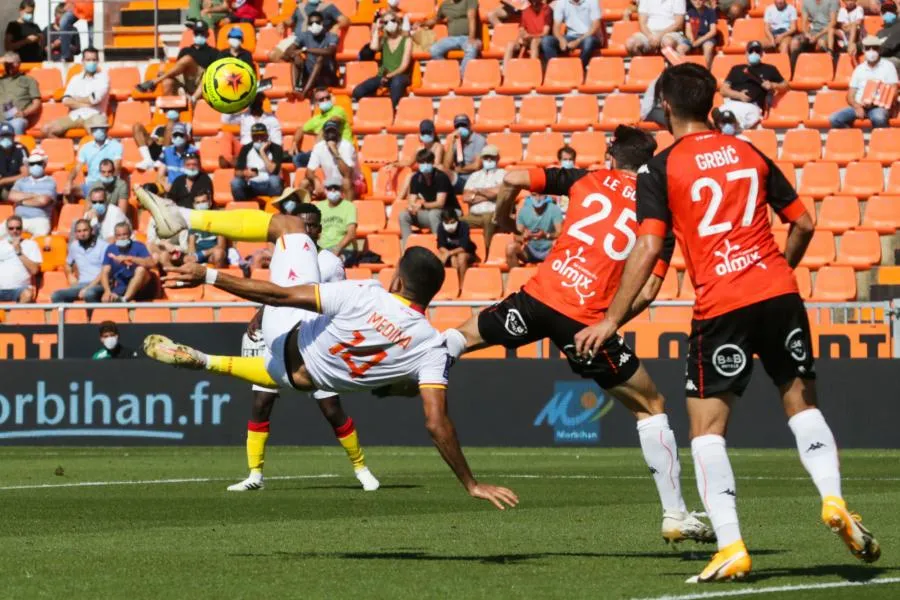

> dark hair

[
  {"left": 296, "top": 202, "right": 321, "bottom": 220},
  {"left": 99, "top": 320, "right": 118, "bottom": 335},
  {"left": 7, "top": 214, "right": 23, "bottom": 227},
  {"left": 141, "top": 182, "right": 161, "bottom": 195},
  {"left": 397, "top": 246, "right": 445, "bottom": 306},
  {"left": 308, "top": 10, "right": 324, "bottom": 21},
  {"left": 415, "top": 149, "right": 435, "bottom": 163},
  {"left": 83, "top": 46, "right": 99, "bottom": 60},
  {"left": 99, "top": 158, "right": 115, "bottom": 169},
  {"left": 314, "top": 86, "right": 330, "bottom": 96},
  {"left": 659, "top": 63, "right": 717, "bottom": 123},
  {"left": 608, "top": 125, "right": 657, "bottom": 171},
  {"left": 440, "top": 208, "right": 458, "bottom": 222},
  {"left": 74, "top": 218, "right": 91, "bottom": 229},
  {"left": 557, "top": 145, "right": 576, "bottom": 161},
  {"left": 20, "top": 0, "right": 35, "bottom": 9}
]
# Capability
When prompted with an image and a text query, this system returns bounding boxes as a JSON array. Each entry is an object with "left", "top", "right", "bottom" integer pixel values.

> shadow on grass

[
  {"left": 298, "top": 484, "right": 423, "bottom": 491},
  {"left": 749, "top": 564, "right": 896, "bottom": 583}
]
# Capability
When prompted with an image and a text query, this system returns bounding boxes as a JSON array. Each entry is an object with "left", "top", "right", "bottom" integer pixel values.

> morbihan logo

[
  {"left": 0, "top": 380, "right": 231, "bottom": 440},
  {"left": 534, "top": 381, "right": 613, "bottom": 444}
]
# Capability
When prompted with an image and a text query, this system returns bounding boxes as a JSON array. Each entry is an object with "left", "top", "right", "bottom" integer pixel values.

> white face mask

[
  {"left": 388, "top": 0, "right": 400, "bottom": 6},
  {"left": 228, "top": 38, "right": 242, "bottom": 49},
  {"left": 443, "top": 222, "right": 458, "bottom": 233},
  {"left": 384, "top": 21, "right": 399, "bottom": 33},
  {"left": 309, "top": 23, "right": 323, "bottom": 35},
  {"left": 482, "top": 159, "right": 497, "bottom": 171},
  {"left": 326, "top": 190, "right": 342, "bottom": 202},
  {"left": 194, "top": 202, "right": 211, "bottom": 210},
  {"left": 102, "top": 336, "right": 118, "bottom": 350},
  {"left": 865, "top": 49, "right": 881, "bottom": 63}
]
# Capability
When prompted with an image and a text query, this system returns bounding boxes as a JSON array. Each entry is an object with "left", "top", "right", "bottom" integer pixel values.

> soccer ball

[{"left": 202, "top": 57, "right": 258, "bottom": 114}]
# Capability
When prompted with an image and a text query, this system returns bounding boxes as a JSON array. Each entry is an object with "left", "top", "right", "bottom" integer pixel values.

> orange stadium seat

[
  {"left": 435, "top": 96, "right": 475, "bottom": 133},
  {"left": 678, "top": 275, "right": 695, "bottom": 300},
  {"left": 337, "top": 25, "right": 371, "bottom": 61},
  {"left": 835, "top": 229, "right": 881, "bottom": 269},
  {"left": 780, "top": 129, "right": 821, "bottom": 166},
  {"left": 39, "top": 138, "right": 74, "bottom": 173},
  {"left": 775, "top": 161, "right": 796, "bottom": 187},
  {"left": 539, "top": 58, "right": 584, "bottom": 94},
  {"left": 199, "top": 133, "right": 234, "bottom": 172},
  {"left": 475, "top": 95, "right": 516, "bottom": 133},
  {"left": 212, "top": 168, "right": 235, "bottom": 205},
  {"left": 802, "top": 230, "right": 836, "bottom": 268},
  {"left": 355, "top": 200, "right": 386, "bottom": 236},
  {"left": 842, "top": 161, "right": 884, "bottom": 197},
  {"left": 389, "top": 96, "right": 433, "bottom": 134},
  {"left": 791, "top": 53, "right": 833, "bottom": 90},
  {"left": 511, "top": 95, "right": 556, "bottom": 133},
  {"left": 174, "top": 307, "right": 215, "bottom": 323},
  {"left": 741, "top": 128, "right": 777, "bottom": 159},
  {"left": 570, "top": 131, "right": 607, "bottom": 167},
  {"left": 505, "top": 267, "right": 536, "bottom": 294},
  {"left": 598, "top": 93, "right": 640, "bottom": 130},
  {"left": 366, "top": 233, "right": 401, "bottom": 267},
  {"left": 416, "top": 60, "right": 459, "bottom": 96},
  {"left": 90, "top": 308, "right": 129, "bottom": 324},
  {"left": 798, "top": 162, "right": 839, "bottom": 198},
  {"left": 110, "top": 101, "right": 150, "bottom": 138},
  {"left": 459, "top": 267, "right": 503, "bottom": 300},
  {"left": 29, "top": 67, "right": 64, "bottom": 101},
  {"left": 621, "top": 56, "right": 664, "bottom": 93},
  {"left": 354, "top": 97, "right": 394, "bottom": 134},
  {"left": 332, "top": 61, "right": 376, "bottom": 96},
  {"left": 131, "top": 63, "right": 163, "bottom": 100},
  {"left": 53, "top": 203, "right": 83, "bottom": 236},
  {"left": 823, "top": 129, "right": 864, "bottom": 165},
  {"left": 828, "top": 53, "right": 853, "bottom": 90},
  {"left": 35, "top": 235, "right": 67, "bottom": 272},
  {"left": 359, "top": 133, "right": 399, "bottom": 165},
  {"left": 810, "top": 265, "right": 856, "bottom": 301},
  {"left": 28, "top": 103, "right": 68, "bottom": 137},
  {"left": 274, "top": 99, "right": 312, "bottom": 135},
  {"left": 579, "top": 57, "right": 625, "bottom": 93},
  {"left": 132, "top": 307, "right": 173, "bottom": 323},
  {"left": 260, "top": 61, "right": 292, "bottom": 99},
  {"left": 0, "top": 204, "right": 11, "bottom": 224},
  {"left": 6, "top": 309, "right": 46, "bottom": 325},
  {"left": 710, "top": 54, "right": 743, "bottom": 82},
  {"left": 669, "top": 241, "right": 685, "bottom": 270},
  {"left": 497, "top": 58, "right": 542, "bottom": 94},
  {"left": 861, "top": 195, "right": 900, "bottom": 233},
  {"left": 483, "top": 22, "right": 519, "bottom": 59},
  {"left": 36, "top": 270, "right": 67, "bottom": 302},
  {"left": 120, "top": 137, "right": 141, "bottom": 172},
  {"left": 794, "top": 266, "right": 812, "bottom": 299},
  {"left": 60, "top": 308, "right": 88, "bottom": 323},
  {"left": 602, "top": 0, "right": 633, "bottom": 20},
  {"left": 107, "top": 66, "right": 141, "bottom": 101},
  {"left": 484, "top": 232, "right": 513, "bottom": 269},
  {"left": 253, "top": 26, "right": 284, "bottom": 62},
  {"left": 867, "top": 129, "right": 900, "bottom": 165},
  {"left": 406, "top": 233, "right": 439, "bottom": 252},
  {"left": 191, "top": 100, "right": 223, "bottom": 137},
  {"left": 344, "top": 267, "right": 373, "bottom": 280},
  {"left": 553, "top": 95, "right": 599, "bottom": 132},
  {"left": 887, "top": 163, "right": 900, "bottom": 194},
  {"left": 201, "top": 285, "right": 239, "bottom": 302},
  {"left": 726, "top": 18, "right": 766, "bottom": 52},
  {"left": 761, "top": 91, "right": 808, "bottom": 128},
  {"left": 817, "top": 196, "right": 859, "bottom": 233},
  {"left": 429, "top": 306, "right": 473, "bottom": 331},
  {"left": 486, "top": 132, "right": 523, "bottom": 166},
  {"left": 605, "top": 20, "right": 640, "bottom": 56},
  {"left": 522, "top": 132, "right": 565, "bottom": 166},
  {"left": 805, "top": 91, "right": 848, "bottom": 128},
  {"left": 377, "top": 267, "right": 395, "bottom": 289},
  {"left": 655, "top": 269, "right": 679, "bottom": 300},
  {"left": 435, "top": 268, "right": 460, "bottom": 301},
  {"left": 456, "top": 59, "right": 501, "bottom": 95},
  {"left": 773, "top": 196, "right": 816, "bottom": 231},
  {"left": 478, "top": 0, "right": 502, "bottom": 20}
]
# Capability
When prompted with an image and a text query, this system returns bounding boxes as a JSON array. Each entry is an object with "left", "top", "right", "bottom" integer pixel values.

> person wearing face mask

[
  {"left": 136, "top": 21, "right": 218, "bottom": 100},
  {"left": 0, "top": 216, "right": 41, "bottom": 303},
  {"left": 4, "top": 0, "right": 45, "bottom": 63},
  {"left": 291, "top": 11, "right": 341, "bottom": 99},
  {"left": 711, "top": 107, "right": 742, "bottom": 137},
  {"left": 52, "top": 219, "right": 108, "bottom": 303},
  {"left": 421, "top": 0, "right": 483, "bottom": 75},
  {"left": 66, "top": 115, "right": 123, "bottom": 200},
  {"left": 0, "top": 122, "right": 28, "bottom": 201},
  {"left": 232, "top": 123, "right": 285, "bottom": 200},
  {"left": 389, "top": 119, "right": 445, "bottom": 201},
  {"left": 443, "top": 114, "right": 487, "bottom": 194},
  {"left": 507, "top": 194, "right": 563, "bottom": 269},
  {"left": 270, "top": 0, "right": 349, "bottom": 64},
  {"left": 720, "top": 40, "right": 788, "bottom": 131},
  {"left": 96, "top": 158, "right": 129, "bottom": 213},
  {"left": 303, "top": 119, "right": 364, "bottom": 199},
  {"left": 877, "top": 2, "right": 900, "bottom": 75},
  {"left": 295, "top": 89, "right": 351, "bottom": 167},
  {"left": 763, "top": 0, "right": 799, "bottom": 54},
  {"left": 92, "top": 321, "right": 139, "bottom": 360},
  {"left": 83, "top": 186, "right": 128, "bottom": 242},
  {"left": 100, "top": 221, "right": 155, "bottom": 303},
  {"left": 460, "top": 145, "right": 505, "bottom": 251},
  {"left": 42, "top": 46, "right": 109, "bottom": 138},
  {"left": 218, "top": 27, "right": 256, "bottom": 70},
  {"left": 0, "top": 52, "right": 41, "bottom": 135},
  {"left": 239, "top": 93, "right": 282, "bottom": 147},
  {"left": 157, "top": 123, "right": 199, "bottom": 186},
  {"left": 351, "top": 13, "right": 412, "bottom": 108},
  {"left": 4, "top": 150, "right": 56, "bottom": 237},
  {"left": 437, "top": 208, "right": 477, "bottom": 285},
  {"left": 400, "top": 148, "right": 460, "bottom": 246},
  {"left": 829, "top": 35, "right": 898, "bottom": 128},
  {"left": 312, "top": 175, "right": 359, "bottom": 264},
  {"left": 169, "top": 152, "right": 215, "bottom": 208},
  {"left": 184, "top": 194, "right": 228, "bottom": 267},
  {"left": 557, "top": 145, "right": 578, "bottom": 170}
]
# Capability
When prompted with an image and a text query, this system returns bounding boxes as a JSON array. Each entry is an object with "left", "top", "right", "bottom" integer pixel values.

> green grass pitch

[{"left": 2, "top": 447, "right": 898, "bottom": 599}]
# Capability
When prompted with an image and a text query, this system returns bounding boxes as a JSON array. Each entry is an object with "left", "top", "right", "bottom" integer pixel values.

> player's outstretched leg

[
  {"left": 144, "top": 335, "right": 281, "bottom": 388},
  {"left": 783, "top": 379, "right": 880, "bottom": 563},
  {"left": 228, "top": 389, "right": 278, "bottom": 492},
  {"left": 316, "top": 392, "right": 380, "bottom": 491}
]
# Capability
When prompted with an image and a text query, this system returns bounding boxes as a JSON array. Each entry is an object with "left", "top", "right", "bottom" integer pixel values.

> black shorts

[
  {"left": 477, "top": 290, "right": 640, "bottom": 389},
  {"left": 686, "top": 293, "right": 816, "bottom": 398}
]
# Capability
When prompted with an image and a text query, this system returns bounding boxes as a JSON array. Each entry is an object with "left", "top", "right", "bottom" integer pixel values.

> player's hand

[
  {"left": 573, "top": 319, "right": 619, "bottom": 358},
  {"left": 161, "top": 262, "right": 206, "bottom": 287},
  {"left": 468, "top": 483, "right": 519, "bottom": 510}
]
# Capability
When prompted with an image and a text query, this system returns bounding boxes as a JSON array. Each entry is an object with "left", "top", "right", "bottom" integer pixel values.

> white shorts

[{"left": 721, "top": 99, "right": 762, "bottom": 131}]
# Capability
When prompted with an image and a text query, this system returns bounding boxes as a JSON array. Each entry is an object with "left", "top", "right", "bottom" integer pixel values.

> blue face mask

[
  {"left": 194, "top": 35, "right": 207, "bottom": 46},
  {"left": 183, "top": 168, "right": 199, "bottom": 178},
  {"left": 721, "top": 124, "right": 737, "bottom": 136},
  {"left": 885, "top": 12, "right": 898, "bottom": 25},
  {"left": 84, "top": 61, "right": 98, "bottom": 74},
  {"left": 420, "top": 134, "right": 434, "bottom": 144},
  {"left": 100, "top": 175, "right": 114, "bottom": 184},
  {"left": 0, "top": 138, "right": 13, "bottom": 149},
  {"left": 747, "top": 52, "right": 762, "bottom": 65},
  {"left": 457, "top": 127, "right": 470, "bottom": 139},
  {"left": 318, "top": 100, "right": 333, "bottom": 112},
  {"left": 115, "top": 238, "right": 131, "bottom": 248},
  {"left": 282, "top": 199, "right": 298, "bottom": 214},
  {"left": 29, "top": 165, "right": 44, "bottom": 178},
  {"left": 560, "top": 159, "right": 575, "bottom": 169},
  {"left": 22, "top": 12, "right": 33, "bottom": 22},
  {"left": 92, "top": 129, "right": 107, "bottom": 143},
  {"left": 93, "top": 203, "right": 107, "bottom": 216},
  {"left": 173, "top": 136, "right": 186, "bottom": 148},
  {"left": 418, "top": 163, "right": 434, "bottom": 174},
  {"left": 166, "top": 109, "right": 180, "bottom": 121}
]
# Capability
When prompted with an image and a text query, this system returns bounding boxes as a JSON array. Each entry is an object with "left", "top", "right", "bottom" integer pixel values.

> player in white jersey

[
  {"left": 230, "top": 201, "right": 379, "bottom": 493},
  {"left": 136, "top": 185, "right": 518, "bottom": 510}
]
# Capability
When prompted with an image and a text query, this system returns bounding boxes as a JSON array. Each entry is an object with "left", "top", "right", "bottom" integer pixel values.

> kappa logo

[
  {"left": 785, "top": 328, "right": 808, "bottom": 362},
  {"left": 685, "top": 379, "right": 698, "bottom": 392},
  {"left": 806, "top": 441, "right": 826, "bottom": 452},
  {"left": 504, "top": 309, "right": 528, "bottom": 337},
  {"left": 287, "top": 268, "right": 299, "bottom": 281},
  {"left": 618, "top": 352, "right": 631, "bottom": 366},
  {"left": 713, "top": 239, "right": 766, "bottom": 277},
  {"left": 712, "top": 344, "right": 747, "bottom": 377},
  {"left": 551, "top": 246, "right": 597, "bottom": 305},
  {"left": 721, "top": 488, "right": 736, "bottom": 497}
]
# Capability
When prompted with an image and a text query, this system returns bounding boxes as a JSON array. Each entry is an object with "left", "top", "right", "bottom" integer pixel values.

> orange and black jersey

[
  {"left": 636, "top": 130, "right": 808, "bottom": 320},
  {"left": 523, "top": 167, "right": 674, "bottom": 325}
]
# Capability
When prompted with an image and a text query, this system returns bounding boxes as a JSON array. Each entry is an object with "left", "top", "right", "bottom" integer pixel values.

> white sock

[
  {"left": 443, "top": 328, "right": 467, "bottom": 361},
  {"left": 787, "top": 408, "right": 842, "bottom": 500},
  {"left": 138, "top": 145, "right": 153, "bottom": 163},
  {"left": 692, "top": 434, "right": 742, "bottom": 550},
  {"left": 636, "top": 413, "right": 687, "bottom": 516}
]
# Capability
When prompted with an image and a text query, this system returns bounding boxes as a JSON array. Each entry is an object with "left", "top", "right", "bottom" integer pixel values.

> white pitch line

[
  {"left": 0, "top": 474, "right": 339, "bottom": 491},
  {"left": 632, "top": 577, "right": 900, "bottom": 600},
  {"left": 498, "top": 474, "right": 900, "bottom": 482}
]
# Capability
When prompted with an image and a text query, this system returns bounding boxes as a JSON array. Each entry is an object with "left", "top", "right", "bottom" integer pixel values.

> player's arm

[
  {"left": 494, "top": 167, "right": 588, "bottom": 232},
  {"left": 621, "top": 231, "right": 674, "bottom": 324},
  {"left": 761, "top": 152, "right": 814, "bottom": 268}
]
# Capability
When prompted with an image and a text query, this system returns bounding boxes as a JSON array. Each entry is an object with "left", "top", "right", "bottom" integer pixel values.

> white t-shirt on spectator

[
  {"left": 62, "top": 71, "right": 110, "bottom": 121},
  {"left": 639, "top": 0, "right": 686, "bottom": 33},
  {"left": 307, "top": 139, "right": 361, "bottom": 182},
  {"left": 553, "top": 0, "right": 602, "bottom": 37},
  {"left": 764, "top": 4, "right": 798, "bottom": 32},
  {"left": 87, "top": 204, "right": 129, "bottom": 242},
  {"left": 850, "top": 59, "right": 899, "bottom": 104},
  {"left": 239, "top": 114, "right": 283, "bottom": 146},
  {"left": 245, "top": 147, "right": 271, "bottom": 183},
  {"left": 0, "top": 238, "right": 42, "bottom": 289},
  {"left": 463, "top": 167, "right": 506, "bottom": 215},
  {"left": 837, "top": 6, "right": 864, "bottom": 24}
]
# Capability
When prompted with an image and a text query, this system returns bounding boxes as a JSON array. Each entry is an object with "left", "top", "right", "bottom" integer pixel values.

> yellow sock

[
  {"left": 335, "top": 418, "right": 366, "bottom": 470},
  {"left": 207, "top": 355, "right": 279, "bottom": 388},
  {"left": 247, "top": 421, "right": 270, "bottom": 473},
  {"left": 188, "top": 209, "right": 272, "bottom": 241}
]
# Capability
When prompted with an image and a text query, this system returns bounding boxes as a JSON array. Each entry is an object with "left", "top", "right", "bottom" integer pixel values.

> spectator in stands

[
  {"left": 437, "top": 208, "right": 477, "bottom": 285},
  {"left": 92, "top": 321, "right": 139, "bottom": 359},
  {"left": 352, "top": 12, "right": 413, "bottom": 108},
  {"left": 879, "top": 2, "right": 900, "bottom": 74},
  {"left": 0, "top": 122, "right": 27, "bottom": 201},
  {"left": 292, "top": 88, "right": 351, "bottom": 167},
  {"left": 304, "top": 119, "right": 364, "bottom": 199},
  {"left": 240, "top": 93, "right": 282, "bottom": 146},
  {"left": 503, "top": 0, "right": 553, "bottom": 62},
  {"left": 146, "top": 198, "right": 190, "bottom": 270},
  {"left": 66, "top": 115, "right": 122, "bottom": 199},
  {"left": 461, "top": 145, "right": 504, "bottom": 251},
  {"left": 557, "top": 145, "right": 577, "bottom": 168},
  {"left": 52, "top": 218, "right": 107, "bottom": 303},
  {"left": 0, "top": 52, "right": 40, "bottom": 134},
  {"left": 830, "top": 35, "right": 898, "bottom": 128},
  {"left": 627, "top": 0, "right": 687, "bottom": 57},
  {"left": 837, "top": 0, "right": 865, "bottom": 54},
  {"left": 764, "top": 0, "right": 799, "bottom": 53},
  {"left": 4, "top": 1, "right": 44, "bottom": 63},
  {"left": 5, "top": 150, "right": 55, "bottom": 237},
  {"left": 507, "top": 194, "right": 562, "bottom": 269},
  {"left": 291, "top": 12, "right": 341, "bottom": 99},
  {"left": 720, "top": 40, "right": 788, "bottom": 130},
  {"left": 680, "top": 0, "right": 718, "bottom": 68},
  {"left": 443, "top": 114, "right": 486, "bottom": 194},
  {"left": 543, "top": 0, "right": 602, "bottom": 67},
  {"left": 393, "top": 119, "right": 445, "bottom": 170},
  {"left": 400, "top": 149, "right": 460, "bottom": 246},
  {"left": 157, "top": 123, "right": 198, "bottom": 186},
  {"left": 792, "top": 0, "right": 838, "bottom": 69},
  {"left": 46, "top": 3, "right": 81, "bottom": 62},
  {"left": 136, "top": 21, "right": 217, "bottom": 100},
  {"left": 711, "top": 107, "right": 740, "bottom": 135},
  {"left": 42, "top": 47, "right": 108, "bottom": 138},
  {"left": 168, "top": 152, "right": 214, "bottom": 207},
  {"left": 369, "top": 0, "right": 412, "bottom": 45},
  {"left": 641, "top": 74, "right": 667, "bottom": 126},
  {"left": 134, "top": 118, "right": 175, "bottom": 171},
  {"left": 83, "top": 186, "right": 128, "bottom": 242},
  {"left": 0, "top": 215, "right": 40, "bottom": 302},
  {"left": 315, "top": 175, "right": 359, "bottom": 264},
  {"left": 424, "top": 0, "right": 482, "bottom": 75},
  {"left": 270, "top": 0, "right": 349, "bottom": 64},
  {"left": 188, "top": 0, "right": 228, "bottom": 29},
  {"left": 96, "top": 158, "right": 129, "bottom": 213},
  {"left": 185, "top": 196, "right": 227, "bottom": 267},
  {"left": 232, "top": 122, "right": 284, "bottom": 200},
  {"left": 487, "top": 0, "right": 528, "bottom": 26},
  {"left": 100, "top": 221, "right": 155, "bottom": 303},
  {"left": 218, "top": 26, "right": 255, "bottom": 70},
  {"left": 223, "top": 0, "right": 264, "bottom": 23},
  {"left": 716, "top": 0, "right": 748, "bottom": 22}
]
